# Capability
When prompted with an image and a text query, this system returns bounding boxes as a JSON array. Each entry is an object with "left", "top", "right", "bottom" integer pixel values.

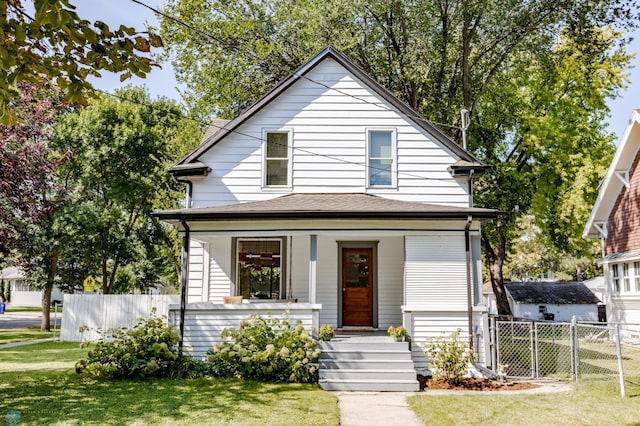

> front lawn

[
  {"left": 408, "top": 379, "right": 640, "bottom": 425},
  {"left": 0, "top": 327, "right": 53, "bottom": 344},
  {"left": 0, "top": 342, "right": 339, "bottom": 425}
]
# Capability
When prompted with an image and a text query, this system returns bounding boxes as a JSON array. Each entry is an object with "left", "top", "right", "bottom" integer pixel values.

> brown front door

[{"left": 342, "top": 248, "right": 373, "bottom": 327}]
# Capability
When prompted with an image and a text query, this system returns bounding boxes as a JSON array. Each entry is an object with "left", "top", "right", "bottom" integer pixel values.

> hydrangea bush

[
  {"left": 76, "top": 314, "right": 186, "bottom": 379},
  {"left": 207, "top": 315, "right": 320, "bottom": 383}
]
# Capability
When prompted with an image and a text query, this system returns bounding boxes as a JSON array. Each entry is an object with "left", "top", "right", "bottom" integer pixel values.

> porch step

[{"left": 318, "top": 337, "right": 419, "bottom": 392}]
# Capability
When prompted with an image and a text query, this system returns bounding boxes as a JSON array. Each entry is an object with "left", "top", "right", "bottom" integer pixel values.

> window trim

[
  {"left": 234, "top": 237, "right": 286, "bottom": 300},
  {"left": 634, "top": 261, "right": 640, "bottom": 292},
  {"left": 366, "top": 128, "right": 397, "bottom": 188},
  {"left": 262, "top": 128, "right": 293, "bottom": 189}
]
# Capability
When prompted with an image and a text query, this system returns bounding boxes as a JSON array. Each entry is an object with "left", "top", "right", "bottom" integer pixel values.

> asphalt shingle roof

[
  {"left": 153, "top": 193, "right": 500, "bottom": 221},
  {"left": 505, "top": 282, "right": 601, "bottom": 305}
]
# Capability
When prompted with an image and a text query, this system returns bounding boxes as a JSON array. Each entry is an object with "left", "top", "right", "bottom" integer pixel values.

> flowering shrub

[
  {"left": 207, "top": 315, "right": 320, "bottom": 383},
  {"left": 76, "top": 315, "right": 185, "bottom": 379},
  {"left": 424, "top": 329, "right": 475, "bottom": 385},
  {"left": 318, "top": 324, "right": 335, "bottom": 340},
  {"left": 387, "top": 325, "right": 407, "bottom": 338}
]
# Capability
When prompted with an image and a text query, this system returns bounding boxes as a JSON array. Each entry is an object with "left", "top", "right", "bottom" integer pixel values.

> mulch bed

[{"left": 417, "top": 375, "right": 539, "bottom": 391}]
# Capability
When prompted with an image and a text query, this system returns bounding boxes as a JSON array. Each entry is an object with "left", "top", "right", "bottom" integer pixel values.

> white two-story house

[{"left": 154, "top": 47, "right": 499, "bottom": 384}]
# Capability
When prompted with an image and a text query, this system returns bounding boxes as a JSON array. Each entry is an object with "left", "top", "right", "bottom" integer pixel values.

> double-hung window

[
  {"left": 264, "top": 130, "right": 291, "bottom": 187},
  {"left": 367, "top": 130, "right": 396, "bottom": 187},
  {"left": 611, "top": 264, "right": 621, "bottom": 293},
  {"left": 635, "top": 262, "right": 640, "bottom": 292},
  {"left": 623, "top": 263, "right": 631, "bottom": 292}
]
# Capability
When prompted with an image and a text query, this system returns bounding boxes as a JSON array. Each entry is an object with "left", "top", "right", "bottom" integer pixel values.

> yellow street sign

[{"left": 83, "top": 276, "right": 96, "bottom": 292}]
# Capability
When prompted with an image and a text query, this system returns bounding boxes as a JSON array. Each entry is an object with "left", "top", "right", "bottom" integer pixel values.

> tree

[
  {"left": 159, "top": 0, "right": 634, "bottom": 314},
  {"left": 0, "top": 81, "right": 71, "bottom": 330},
  {"left": 1, "top": 0, "right": 163, "bottom": 124},
  {"left": 53, "top": 87, "right": 198, "bottom": 294}
]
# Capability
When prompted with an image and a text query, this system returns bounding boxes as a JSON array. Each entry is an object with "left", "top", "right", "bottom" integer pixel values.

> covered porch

[{"left": 154, "top": 193, "right": 497, "bottom": 367}]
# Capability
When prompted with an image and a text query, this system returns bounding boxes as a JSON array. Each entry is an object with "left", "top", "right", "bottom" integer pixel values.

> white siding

[
  {"left": 208, "top": 237, "right": 232, "bottom": 303},
  {"left": 187, "top": 240, "right": 205, "bottom": 303},
  {"left": 377, "top": 237, "right": 404, "bottom": 329},
  {"left": 192, "top": 59, "right": 468, "bottom": 208},
  {"left": 404, "top": 234, "right": 467, "bottom": 309},
  {"left": 289, "top": 235, "right": 310, "bottom": 302},
  {"left": 169, "top": 303, "right": 321, "bottom": 358},
  {"left": 316, "top": 236, "right": 338, "bottom": 327}
]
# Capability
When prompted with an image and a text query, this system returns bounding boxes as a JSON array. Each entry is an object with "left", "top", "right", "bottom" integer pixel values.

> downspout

[
  {"left": 465, "top": 215, "right": 474, "bottom": 351},
  {"left": 176, "top": 178, "right": 194, "bottom": 208},
  {"left": 466, "top": 169, "right": 475, "bottom": 350},
  {"left": 179, "top": 219, "right": 190, "bottom": 350}
]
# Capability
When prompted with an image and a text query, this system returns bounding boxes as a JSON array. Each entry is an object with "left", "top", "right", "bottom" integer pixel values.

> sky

[{"left": 80, "top": 0, "right": 640, "bottom": 142}]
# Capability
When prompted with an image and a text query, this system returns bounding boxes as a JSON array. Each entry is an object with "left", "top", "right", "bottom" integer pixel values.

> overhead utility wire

[
  {"left": 128, "top": 0, "right": 463, "bottom": 132},
  {"left": 92, "top": 87, "right": 455, "bottom": 182}
]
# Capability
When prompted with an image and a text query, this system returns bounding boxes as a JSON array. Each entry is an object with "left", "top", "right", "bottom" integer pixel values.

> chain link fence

[{"left": 491, "top": 319, "right": 640, "bottom": 397}]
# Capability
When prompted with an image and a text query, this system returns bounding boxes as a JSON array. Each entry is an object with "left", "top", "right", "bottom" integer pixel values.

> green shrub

[
  {"left": 76, "top": 315, "right": 186, "bottom": 379},
  {"left": 207, "top": 315, "right": 320, "bottom": 383},
  {"left": 424, "top": 329, "right": 475, "bottom": 385}
]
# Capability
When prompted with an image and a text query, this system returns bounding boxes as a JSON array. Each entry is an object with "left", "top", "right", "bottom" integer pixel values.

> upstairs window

[
  {"left": 635, "top": 262, "right": 640, "bottom": 292},
  {"left": 367, "top": 130, "right": 396, "bottom": 187},
  {"left": 264, "top": 131, "right": 290, "bottom": 187}
]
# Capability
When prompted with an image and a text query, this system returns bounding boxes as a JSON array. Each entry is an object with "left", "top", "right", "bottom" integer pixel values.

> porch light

[{"left": 260, "top": 252, "right": 273, "bottom": 260}]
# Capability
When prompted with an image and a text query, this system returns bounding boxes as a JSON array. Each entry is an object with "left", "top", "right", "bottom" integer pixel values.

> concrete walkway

[{"left": 333, "top": 381, "right": 574, "bottom": 426}]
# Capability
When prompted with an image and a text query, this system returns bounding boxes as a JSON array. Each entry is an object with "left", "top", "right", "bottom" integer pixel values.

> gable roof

[
  {"left": 584, "top": 109, "right": 640, "bottom": 239},
  {"left": 153, "top": 193, "right": 500, "bottom": 222},
  {"left": 505, "top": 282, "right": 601, "bottom": 305},
  {"left": 171, "top": 46, "right": 485, "bottom": 176}
]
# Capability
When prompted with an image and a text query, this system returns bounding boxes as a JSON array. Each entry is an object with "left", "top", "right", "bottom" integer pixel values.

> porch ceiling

[{"left": 153, "top": 193, "right": 501, "bottom": 222}]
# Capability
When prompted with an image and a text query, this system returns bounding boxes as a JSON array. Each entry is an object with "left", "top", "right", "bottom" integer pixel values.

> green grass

[
  {"left": 0, "top": 342, "right": 339, "bottom": 425},
  {"left": 409, "top": 379, "right": 640, "bottom": 426},
  {"left": 0, "top": 327, "right": 53, "bottom": 344},
  {"left": 3, "top": 306, "right": 44, "bottom": 313}
]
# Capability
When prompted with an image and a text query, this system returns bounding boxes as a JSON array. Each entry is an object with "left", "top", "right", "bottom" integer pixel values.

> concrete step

[
  {"left": 319, "top": 359, "right": 414, "bottom": 370},
  {"left": 319, "top": 349, "right": 413, "bottom": 361},
  {"left": 319, "top": 378, "right": 420, "bottom": 392},
  {"left": 320, "top": 368, "right": 418, "bottom": 381},
  {"left": 318, "top": 336, "right": 419, "bottom": 392},
  {"left": 319, "top": 341, "right": 409, "bottom": 351}
]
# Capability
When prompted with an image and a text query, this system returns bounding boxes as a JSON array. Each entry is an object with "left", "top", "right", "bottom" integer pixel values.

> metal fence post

[
  {"left": 615, "top": 324, "right": 626, "bottom": 398},
  {"left": 529, "top": 321, "right": 535, "bottom": 379},
  {"left": 489, "top": 316, "right": 496, "bottom": 371},
  {"left": 533, "top": 322, "right": 540, "bottom": 379},
  {"left": 571, "top": 316, "right": 578, "bottom": 381}
]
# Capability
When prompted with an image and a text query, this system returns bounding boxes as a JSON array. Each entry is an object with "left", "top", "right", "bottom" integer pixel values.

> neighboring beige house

[
  {"left": 0, "top": 267, "right": 64, "bottom": 307},
  {"left": 584, "top": 109, "right": 640, "bottom": 331},
  {"left": 155, "top": 47, "right": 500, "bottom": 390}
]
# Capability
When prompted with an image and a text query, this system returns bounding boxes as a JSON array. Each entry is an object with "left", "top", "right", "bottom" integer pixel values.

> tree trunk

[
  {"left": 40, "top": 250, "right": 59, "bottom": 332},
  {"left": 488, "top": 255, "right": 512, "bottom": 316},
  {"left": 482, "top": 227, "right": 513, "bottom": 316}
]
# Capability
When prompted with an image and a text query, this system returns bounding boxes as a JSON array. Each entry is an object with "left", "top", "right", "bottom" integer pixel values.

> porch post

[{"left": 309, "top": 234, "right": 317, "bottom": 304}]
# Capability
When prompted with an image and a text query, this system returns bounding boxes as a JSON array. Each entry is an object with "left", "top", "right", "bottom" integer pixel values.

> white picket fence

[{"left": 60, "top": 294, "right": 180, "bottom": 342}]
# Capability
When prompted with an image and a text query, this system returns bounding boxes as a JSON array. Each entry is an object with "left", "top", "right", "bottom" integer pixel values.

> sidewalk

[
  {"left": 0, "top": 338, "right": 54, "bottom": 349},
  {"left": 333, "top": 381, "right": 574, "bottom": 426}
]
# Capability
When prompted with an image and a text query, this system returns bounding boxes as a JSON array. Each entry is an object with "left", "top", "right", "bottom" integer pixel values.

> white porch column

[{"left": 308, "top": 234, "right": 317, "bottom": 304}]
